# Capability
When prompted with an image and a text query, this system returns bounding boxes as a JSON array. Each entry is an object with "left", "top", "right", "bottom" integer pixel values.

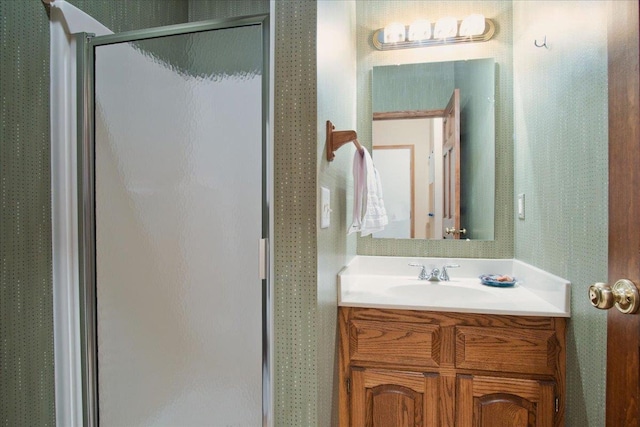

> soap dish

[{"left": 479, "top": 274, "right": 516, "bottom": 288}]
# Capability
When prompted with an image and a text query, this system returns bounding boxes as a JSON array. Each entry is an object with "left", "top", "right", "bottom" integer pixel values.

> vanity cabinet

[{"left": 338, "top": 307, "right": 566, "bottom": 427}]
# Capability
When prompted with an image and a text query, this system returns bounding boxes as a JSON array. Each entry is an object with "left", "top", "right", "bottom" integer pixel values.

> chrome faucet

[
  {"left": 409, "top": 263, "right": 460, "bottom": 282},
  {"left": 409, "top": 263, "right": 441, "bottom": 281}
]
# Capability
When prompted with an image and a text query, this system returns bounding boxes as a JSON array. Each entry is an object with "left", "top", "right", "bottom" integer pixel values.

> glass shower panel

[{"left": 94, "top": 26, "right": 263, "bottom": 426}]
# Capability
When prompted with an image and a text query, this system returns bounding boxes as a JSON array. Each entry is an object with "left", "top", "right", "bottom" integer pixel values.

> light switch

[
  {"left": 518, "top": 193, "right": 525, "bottom": 220},
  {"left": 320, "top": 187, "right": 331, "bottom": 228}
]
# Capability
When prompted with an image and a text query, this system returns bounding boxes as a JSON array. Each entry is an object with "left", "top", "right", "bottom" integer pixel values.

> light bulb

[
  {"left": 460, "top": 14, "right": 486, "bottom": 37},
  {"left": 434, "top": 17, "right": 458, "bottom": 39},
  {"left": 408, "top": 19, "right": 432, "bottom": 41},
  {"left": 384, "top": 22, "right": 406, "bottom": 43}
]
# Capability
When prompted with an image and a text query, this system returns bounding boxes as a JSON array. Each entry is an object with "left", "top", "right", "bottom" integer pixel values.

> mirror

[{"left": 371, "top": 58, "right": 495, "bottom": 240}]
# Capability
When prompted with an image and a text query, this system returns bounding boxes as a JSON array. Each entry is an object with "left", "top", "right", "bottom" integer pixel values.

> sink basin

[{"left": 386, "top": 282, "right": 494, "bottom": 304}]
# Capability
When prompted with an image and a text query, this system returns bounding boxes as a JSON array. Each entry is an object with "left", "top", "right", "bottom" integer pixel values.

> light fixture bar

[{"left": 372, "top": 18, "right": 495, "bottom": 51}]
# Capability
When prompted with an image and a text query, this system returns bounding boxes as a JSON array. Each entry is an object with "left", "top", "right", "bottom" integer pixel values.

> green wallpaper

[
  {"left": 273, "top": 1, "right": 318, "bottom": 425},
  {"left": 317, "top": 2, "right": 357, "bottom": 425},
  {"left": 513, "top": 1, "right": 608, "bottom": 425},
  {"left": 68, "top": 0, "right": 188, "bottom": 33},
  {"left": 372, "top": 61, "right": 455, "bottom": 111},
  {"left": 0, "top": 2, "right": 54, "bottom": 425},
  {"left": 356, "top": 0, "right": 514, "bottom": 258},
  {"left": 188, "top": 0, "right": 268, "bottom": 21}
]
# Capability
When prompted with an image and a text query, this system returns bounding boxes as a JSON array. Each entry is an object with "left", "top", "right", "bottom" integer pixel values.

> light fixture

[
  {"left": 408, "top": 19, "right": 431, "bottom": 41},
  {"left": 372, "top": 14, "right": 495, "bottom": 50},
  {"left": 434, "top": 17, "right": 458, "bottom": 39},
  {"left": 383, "top": 22, "right": 406, "bottom": 43},
  {"left": 460, "top": 14, "right": 486, "bottom": 37}
]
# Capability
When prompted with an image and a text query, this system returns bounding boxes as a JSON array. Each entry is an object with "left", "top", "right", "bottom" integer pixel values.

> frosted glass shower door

[{"left": 91, "top": 24, "right": 265, "bottom": 426}]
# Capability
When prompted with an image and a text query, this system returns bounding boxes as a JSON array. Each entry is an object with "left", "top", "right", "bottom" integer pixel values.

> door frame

[{"left": 75, "top": 15, "right": 271, "bottom": 427}]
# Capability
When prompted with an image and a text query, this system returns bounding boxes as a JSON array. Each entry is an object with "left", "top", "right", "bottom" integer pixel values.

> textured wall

[
  {"left": 356, "top": 0, "right": 514, "bottom": 258},
  {"left": 317, "top": 2, "right": 357, "bottom": 425},
  {"left": 0, "top": 2, "right": 54, "bottom": 425},
  {"left": 188, "top": 0, "right": 268, "bottom": 22},
  {"left": 273, "top": 1, "right": 319, "bottom": 425},
  {"left": 513, "top": 1, "right": 608, "bottom": 425},
  {"left": 372, "top": 61, "right": 455, "bottom": 111},
  {"left": 68, "top": 0, "right": 188, "bottom": 33}
]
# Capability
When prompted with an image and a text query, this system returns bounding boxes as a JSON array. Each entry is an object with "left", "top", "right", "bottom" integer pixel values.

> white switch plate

[
  {"left": 518, "top": 193, "right": 525, "bottom": 220},
  {"left": 320, "top": 187, "right": 331, "bottom": 228}
]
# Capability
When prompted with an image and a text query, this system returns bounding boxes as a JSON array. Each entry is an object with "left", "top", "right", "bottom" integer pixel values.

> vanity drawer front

[
  {"left": 455, "top": 326, "right": 558, "bottom": 375},
  {"left": 350, "top": 320, "right": 440, "bottom": 367}
]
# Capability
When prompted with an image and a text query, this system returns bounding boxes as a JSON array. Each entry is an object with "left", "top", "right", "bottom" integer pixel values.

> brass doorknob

[
  {"left": 589, "top": 279, "right": 639, "bottom": 314},
  {"left": 445, "top": 227, "right": 466, "bottom": 235}
]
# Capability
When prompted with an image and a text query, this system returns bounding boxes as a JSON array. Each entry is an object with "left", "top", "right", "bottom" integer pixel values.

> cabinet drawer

[
  {"left": 456, "top": 326, "right": 559, "bottom": 375},
  {"left": 350, "top": 320, "right": 440, "bottom": 367}
]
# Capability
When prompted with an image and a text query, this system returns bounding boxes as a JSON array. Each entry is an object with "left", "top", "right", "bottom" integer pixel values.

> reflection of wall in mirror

[
  {"left": 373, "top": 118, "right": 443, "bottom": 239},
  {"left": 456, "top": 60, "right": 495, "bottom": 240}
]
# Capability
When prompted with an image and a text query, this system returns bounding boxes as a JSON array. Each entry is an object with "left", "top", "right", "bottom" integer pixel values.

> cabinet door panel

[
  {"left": 477, "top": 393, "right": 535, "bottom": 426},
  {"left": 350, "top": 369, "right": 439, "bottom": 427},
  {"left": 457, "top": 375, "right": 555, "bottom": 427},
  {"left": 369, "top": 384, "right": 421, "bottom": 427}
]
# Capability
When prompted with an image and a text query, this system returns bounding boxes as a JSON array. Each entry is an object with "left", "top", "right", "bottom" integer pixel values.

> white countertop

[{"left": 338, "top": 256, "right": 571, "bottom": 317}]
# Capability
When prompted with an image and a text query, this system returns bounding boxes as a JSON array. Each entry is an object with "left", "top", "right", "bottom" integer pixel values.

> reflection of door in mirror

[
  {"left": 372, "top": 115, "right": 443, "bottom": 239},
  {"left": 372, "top": 91, "right": 461, "bottom": 240},
  {"left": 442, "top": 89, "right": 462, "bottom": 239}
]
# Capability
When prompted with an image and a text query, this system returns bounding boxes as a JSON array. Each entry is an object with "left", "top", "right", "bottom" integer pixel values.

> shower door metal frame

[{"left": 76, "top": 15, "right": 271, "bottom": 427}]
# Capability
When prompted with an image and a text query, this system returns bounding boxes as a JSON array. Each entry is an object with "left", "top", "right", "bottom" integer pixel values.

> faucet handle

[
  {"left": 439, "top": 264, "right": 460, "bottom": 281},
  {"left": 409, "top": 263, "right": 429, "bottom": 280}
]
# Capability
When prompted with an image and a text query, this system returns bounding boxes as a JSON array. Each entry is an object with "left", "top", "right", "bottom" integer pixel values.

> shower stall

[{"left": 68, "top": 15, "right": 270, "bottom": 426}]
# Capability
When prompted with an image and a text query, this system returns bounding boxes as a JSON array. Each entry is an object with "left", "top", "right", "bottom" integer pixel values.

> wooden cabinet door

[
  {"left": 350, "top": 368, "right": 439, "bottom": 427},
  {"left": 457, "top": 375, "right": 555, "bottom": 427}
]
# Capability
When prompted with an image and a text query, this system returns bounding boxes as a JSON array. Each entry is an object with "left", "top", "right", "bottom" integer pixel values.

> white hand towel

[{"left": 348, "top": 147, "right": 388, "bottom": 236}]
